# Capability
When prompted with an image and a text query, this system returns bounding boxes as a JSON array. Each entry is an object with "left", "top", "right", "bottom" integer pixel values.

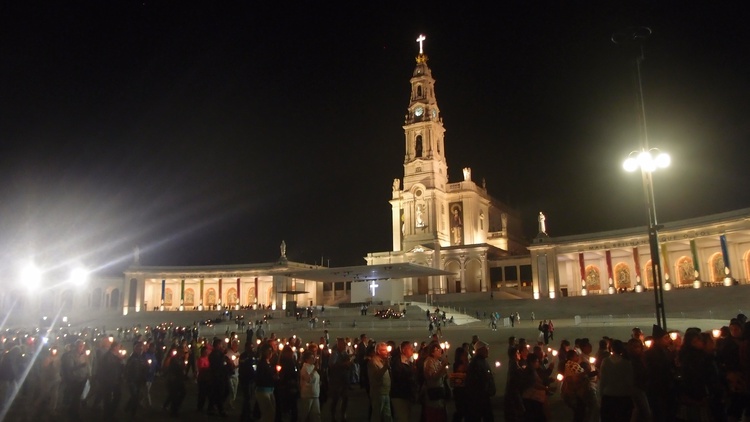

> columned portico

[
  {"left": 123, "top": 260, "right": 324, "bottom": 315},
  {"left": 529, "top": 209, "right": 750, "bottom": 298}
]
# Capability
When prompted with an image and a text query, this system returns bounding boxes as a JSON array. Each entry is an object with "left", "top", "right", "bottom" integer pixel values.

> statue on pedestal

[
  {"left": 280, "top": 240, "right": 287, "bottom": 258},
  {"left": 538, "top": 212, "right": 547, "bottom": 234}
]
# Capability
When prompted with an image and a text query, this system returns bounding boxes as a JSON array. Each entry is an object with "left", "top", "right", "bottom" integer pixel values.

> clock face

[{"left": 415, "top": 106, "right": 424, "bottom": 117}]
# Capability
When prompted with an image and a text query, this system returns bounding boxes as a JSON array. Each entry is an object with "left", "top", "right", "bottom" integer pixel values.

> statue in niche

[
  {"left": 538, "top": 212, "right": 547, "bottom": 234},
  {"left": 392, "top": 178, "right": 400, "bottom": 192},
  {"left": 280, "top": 240, "right": 287, "bottom": 258},
  {"left": 450, "top": 204, "right": 463, "bottom": 245},
  {"left": 416, "top": 204, "right": 425, "bottom": 227}
]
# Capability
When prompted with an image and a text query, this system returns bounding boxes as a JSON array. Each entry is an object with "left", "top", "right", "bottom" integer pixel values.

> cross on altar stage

[{"left": 369, "top": 281, "right": 379, "bottom": 297}]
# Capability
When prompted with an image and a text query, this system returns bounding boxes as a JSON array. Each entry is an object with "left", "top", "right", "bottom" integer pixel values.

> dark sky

[{"left": 2, "top": 2, "right": 749, "bottom": 276}]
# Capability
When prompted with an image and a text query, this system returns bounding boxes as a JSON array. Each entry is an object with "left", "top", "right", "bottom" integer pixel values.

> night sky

[{"left": 2, "top": 2, "right": 749, "bottom": 277}]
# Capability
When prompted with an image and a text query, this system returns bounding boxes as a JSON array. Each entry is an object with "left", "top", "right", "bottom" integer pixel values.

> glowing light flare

[
  {"left": 644, "top": 339, "right": 653, "bottom": 348},
  {"left": 623, "top": 150, "right": 670, "bottom": 173},
  {"left": 712, "top": 329, "right": 721, "bottom": 338},
  {"left": 69, "top": 267, "right": 89, "bottom": 286},
  {"left": 669, "top": 332, "right": 679, "bottom": 341},
  {"left": 276, "top": 365, "right": 282, "bottom": 372},
  {"left": 386, "top": 345, "right": 392, "bottom": 353},
  {"left": 495, "top": 361, "right": 501, "bottom": 368},
  {"left": 589, "top": 357, "right": 596, "bottom": 364},
  {"left": 557, "top": 373, "right": 564, "bottom": 381},
  {"left": 21, "top": 261, "right": 42, "bottom": 291},
  {"left": 552, "top": 350, "right": 558, "bottom": 357}
]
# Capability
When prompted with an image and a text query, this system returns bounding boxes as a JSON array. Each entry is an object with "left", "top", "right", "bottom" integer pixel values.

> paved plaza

[{"left": 2, "top": 285, "right": 747, "bottom": 421}]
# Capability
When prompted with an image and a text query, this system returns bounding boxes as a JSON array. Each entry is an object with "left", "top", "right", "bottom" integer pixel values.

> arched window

[
  {"left": 417, "top": 85, "right": 422, "bottom": 97},
  {"left": 415, "top": 135, "right": 423, "bottom": 158}
]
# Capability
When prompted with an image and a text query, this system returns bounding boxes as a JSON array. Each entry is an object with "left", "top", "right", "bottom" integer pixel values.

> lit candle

[
  {"left": 276, "top": 365, "right": 282, "bottom": 372},
  {"left": 556, "top": 373, "right": 564, "bottom": 381},
  {"left": 669, "top": 332, "right": 678, "bottom": 341},
  {"left": 712, "top": 329, "right": 721, "bottom": 338},
  {"left": 318, "top": 344, "right": 324, "bottom": 350},
  {"left": 51, "top": 348, "right": 57, "bottom": 356},
  {"left": 85, "top": 350, "right": 91, "bottom": 356},
  {"left": 386, "top": 345, "right": 392, "bottom": 353},
  {"left": 644, "top": 339, "right": 653, "bottom": 348},
  {"left": 495, "top": 361, "right": 501, "bottom": 368},
  {"left": 589, "top": 357, "right": 596, "bottom": 364},
  {"left": 231, "top": 355, "right": 236, "bottom": 361},
  {"left": 257, "top": 339, "right": 262, "bottom": 345},
  {"left": 279, "top": 344, "right": 284, "bottom": 350},
  {"left": 148, "top": 359, "right": 152, "bottom": 365},
  {"left": 552, "top": 350, "right": 558, "bottom": 357}
]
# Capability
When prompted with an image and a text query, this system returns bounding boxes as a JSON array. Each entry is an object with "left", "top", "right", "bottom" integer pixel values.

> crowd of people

[
  {"left": 3, "top": 307, "right": 750, "bottom": 422},
  {"left": 504, "top": 314, "right": 750, "bottom": 422},
  {"left": 0, "top": 311, "right": 498, "bottom": 422}
]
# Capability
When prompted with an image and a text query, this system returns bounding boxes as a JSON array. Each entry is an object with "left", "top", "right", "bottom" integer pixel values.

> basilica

[{"left": 6, "top": 36, "right": 749, "bottom": 318}]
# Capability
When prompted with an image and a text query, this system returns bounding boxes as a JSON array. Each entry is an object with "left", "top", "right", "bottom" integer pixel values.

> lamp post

[{"left": 616, "top": 27, "right": 668, "bottom": 330}]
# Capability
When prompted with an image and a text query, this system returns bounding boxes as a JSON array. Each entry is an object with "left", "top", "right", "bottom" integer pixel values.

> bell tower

[{"left": 391, "top": 35, "right": 450, "bottom": 252}]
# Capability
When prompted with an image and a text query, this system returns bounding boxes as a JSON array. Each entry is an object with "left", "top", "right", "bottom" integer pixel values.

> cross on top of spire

[{"left": 416, "top": 34, "right": 426, "bottom": 54}]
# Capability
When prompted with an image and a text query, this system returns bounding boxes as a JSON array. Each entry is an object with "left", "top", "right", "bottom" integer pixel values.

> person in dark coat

[
  {"left": 208, "top": 338, "right": 230, "bottom": 417},
  {"left": 644, "top": 324, "right": 676, "bottom": 422},
  {"left": 465, "top": 342, "right": 495, "bottom": 422},
  {"left": 97, "top": 341, "right": 124, "bottom": 417}
]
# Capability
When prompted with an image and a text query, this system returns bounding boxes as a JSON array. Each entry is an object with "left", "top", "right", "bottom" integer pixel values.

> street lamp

[{"left": 616, "top": 27, "right": 668, "bottom": 330}]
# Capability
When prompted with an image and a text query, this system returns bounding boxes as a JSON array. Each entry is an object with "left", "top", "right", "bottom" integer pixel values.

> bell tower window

[
  {"left": 417, "top": 85, "right": 422, "bottom": 97},
  {"left": 415, "top": 135, "right": 423, "bottom": 158}
]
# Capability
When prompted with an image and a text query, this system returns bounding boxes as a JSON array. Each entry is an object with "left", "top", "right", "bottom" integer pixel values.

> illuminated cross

[
  {"left": 416, "top": 34, "right": 426, "bottom": 54},
  {"left": 369, "top": 280, "right": 379, "bottom": 297}
]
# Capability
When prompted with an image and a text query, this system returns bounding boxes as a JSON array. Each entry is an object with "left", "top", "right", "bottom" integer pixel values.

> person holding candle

[
  {"left": 368, "top": 342, "right": 393, "bottom": 422},
  {"left": 255, "top": 344, "right": 278, "bottom": 422},
  {"left": 298, "top": 351, "right": 321, "bottom": 422}
]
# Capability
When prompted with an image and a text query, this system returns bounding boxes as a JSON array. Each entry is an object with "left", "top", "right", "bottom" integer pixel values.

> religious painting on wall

[
  {"left": 206, "top": 288, "right": 216, "bottom": 306},
  {"left": 164, "top": 288, "right": 173, "bottom": 307},
  {"left": 585, "top": 265, "right": 601, "bottom": 291},
  {"left": 677, "top": 256, "right": 696, "bottom": 285},
  {"left": 227, "top": 288, "right": 238, "bottom": 306},
  {"left": 614, "top": 263, "right": 631, "bottom": 289},
  {"left": 185, "top": 288, "right": 195, "bottom": 307},
  {"left": 710, "top": 253, "right": 725, "bottom": 282},
  {"left": 449, "top": 202, "right": 464, "bottom": 245},
  {"left": 247, "top": 287, "right": 256, "bottom": 305}
]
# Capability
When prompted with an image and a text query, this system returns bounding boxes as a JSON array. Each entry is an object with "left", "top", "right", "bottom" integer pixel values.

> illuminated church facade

[{"left": 365, "top": 39, "right": 528, "bottom": 296}]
